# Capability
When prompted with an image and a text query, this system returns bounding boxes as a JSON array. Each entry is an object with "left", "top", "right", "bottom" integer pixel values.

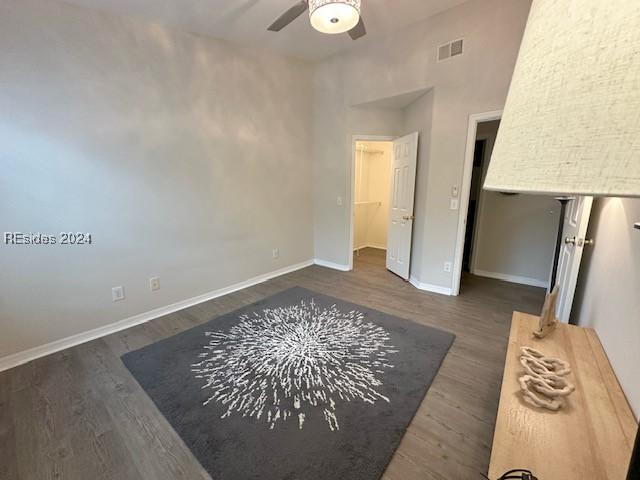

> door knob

[
  {"left": 402, "top": 215, "right": 415, "bottom": 221},
  {"left": 584, "top": 238, "right": 594, "bottom": 246},
  {"left": 566, "top": 236, "right": 590, "bottom": 247}
]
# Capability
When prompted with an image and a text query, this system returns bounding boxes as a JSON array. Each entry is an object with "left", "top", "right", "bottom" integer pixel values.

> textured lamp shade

[{"left": 484, "top": 0, "right": 640, "bottom": 197}]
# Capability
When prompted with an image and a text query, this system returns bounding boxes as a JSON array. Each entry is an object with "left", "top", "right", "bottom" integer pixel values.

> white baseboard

[
  {"left": 0, "top": 259, "right": 314, "bottom": 373},
  {"left": 353, "top": 244, "right": 386, "bottom": 252},
  {"left": 409, "top": 276, "right": 453, "bottom": 296},
  {"left": 313, "top": 259, "right": 351, "bottom": 271},
  {"left": 472, "top": 269, "right": 548, "bottom": 288}
]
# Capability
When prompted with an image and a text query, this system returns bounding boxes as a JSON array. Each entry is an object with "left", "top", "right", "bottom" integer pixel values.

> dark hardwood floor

[{"left": 0, "top": 248, "right": 545, "bottom": 480}]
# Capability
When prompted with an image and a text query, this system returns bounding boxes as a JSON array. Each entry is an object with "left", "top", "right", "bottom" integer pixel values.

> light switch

[
  {"left": 112, "top": 286, "right": 125, "bottom": 302},
  {"left": 450, "top": 198, "right": 459, "bottom": 210},
  {"left": 337, "top": 196, "right": 343, "bottom": 206}
]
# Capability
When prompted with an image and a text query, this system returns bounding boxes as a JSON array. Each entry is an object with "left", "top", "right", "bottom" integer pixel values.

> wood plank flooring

[{"left": 0, "top": 248, "right": 545, "bottom": 480}]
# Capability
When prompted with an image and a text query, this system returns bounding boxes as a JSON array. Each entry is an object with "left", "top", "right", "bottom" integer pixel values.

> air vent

[
  {"left": 438, "top": 38, "right": 464, "bottom": 62},
  {"left": 438, "top": 44, "right": 450, "bottom": 61},
  {"left": 451, "top": 39, "right": 464, "bottom": 56}
]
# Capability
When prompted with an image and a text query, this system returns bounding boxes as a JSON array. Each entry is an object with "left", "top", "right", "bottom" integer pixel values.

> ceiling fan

[{"left": 268, "top": 0, "right": 367, "bottom": 40}]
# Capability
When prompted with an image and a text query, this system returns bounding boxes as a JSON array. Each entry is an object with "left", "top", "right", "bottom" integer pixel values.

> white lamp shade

[
  {"left": 309, "top": 0, "right": 361, "bottom": 35},
  {"left": 484, "top": 0, "right": 640, "bottom": 197}
]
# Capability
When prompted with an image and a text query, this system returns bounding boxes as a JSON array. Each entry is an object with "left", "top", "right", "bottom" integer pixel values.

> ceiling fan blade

[
  {"left": 348, "top": 17, "right": 367, "bottom": 40},
  {"left": 267, "top": 1, "right": 308, "bottom": 32}
]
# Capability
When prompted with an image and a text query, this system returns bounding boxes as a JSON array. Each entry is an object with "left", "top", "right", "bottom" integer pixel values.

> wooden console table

[{"left": 488, "top": 312, "right": 637, "bottom": 479}]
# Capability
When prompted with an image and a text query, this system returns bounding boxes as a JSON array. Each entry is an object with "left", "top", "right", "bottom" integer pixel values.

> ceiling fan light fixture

[{"left": 309, "top": 0, "right": 361, "bottom": 34}]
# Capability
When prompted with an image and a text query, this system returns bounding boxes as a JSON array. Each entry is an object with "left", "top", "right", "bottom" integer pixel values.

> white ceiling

[{"left": 61, "top": 0, "right": 470, "bottom": 62}]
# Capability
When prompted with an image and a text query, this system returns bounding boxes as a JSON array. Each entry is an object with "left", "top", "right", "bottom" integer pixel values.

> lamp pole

[
  {"left": 630, "top": 223, "right": 640, "bottom": 480},
  {"left": 549, "top": 197, "right": 573, "bottom": 289}
]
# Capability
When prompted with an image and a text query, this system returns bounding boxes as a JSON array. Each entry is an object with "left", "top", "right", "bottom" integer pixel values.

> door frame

[
  {"left": 349, "top": 135, "right": 396, "bottom": 271},
  {"left": 451, "top": 110, "right": 502, "bottom": 296},
  {"left": 468, "top": 133, "right": 491, "bottom": 275}
]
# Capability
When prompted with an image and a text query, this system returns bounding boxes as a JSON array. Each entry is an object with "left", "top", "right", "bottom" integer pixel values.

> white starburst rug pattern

[{"left": 191, "top": 299, "right": 398, "bottom": 431}]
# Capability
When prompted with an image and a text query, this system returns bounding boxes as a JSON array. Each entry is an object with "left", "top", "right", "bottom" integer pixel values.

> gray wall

[
  {"left": 572, "top": 198, "right": 640, "bottom": 417},
  {"left": 472, "top": 121, "right": 559, "bottom": 287},
  {"left": 402, "top": 92, "right": 435, "bottom": 282},
  {"left": 312, "top": 0, "right": 532, "bottom": 290},
  {"left": 0, "top": 0, "right": 314, "bottom": 358},
  {"left": 312, "top": 90, "right": 407, "bottom": 265}
]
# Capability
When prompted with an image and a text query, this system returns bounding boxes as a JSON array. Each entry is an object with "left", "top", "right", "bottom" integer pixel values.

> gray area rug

[{"left": 122, "top": 286, "right": 455, "bottom": 480}]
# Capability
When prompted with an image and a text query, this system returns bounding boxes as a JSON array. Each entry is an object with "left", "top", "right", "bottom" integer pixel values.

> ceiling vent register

[{"left": 438, "top": 38, "right": 464, "bottom": 62}]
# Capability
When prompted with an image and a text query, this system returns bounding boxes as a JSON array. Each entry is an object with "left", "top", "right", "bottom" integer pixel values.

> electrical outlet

[
  {"left": 451, "top": 185, "right": 459, "bottom": 197},
  {"left": 149, "top": 276, "right": 160, "bottom": 292},
  {"left": 272, "top": 248, "right": 279, "bottom": 259},
  {"left": 112, "top": 286, "right": 125, "bottom": 302},
  {"left": 443, "top": 262, "right": 452, "bottom": 273},
  {"left": 337, "top": 196, "right": 343, "bottom": 206}
]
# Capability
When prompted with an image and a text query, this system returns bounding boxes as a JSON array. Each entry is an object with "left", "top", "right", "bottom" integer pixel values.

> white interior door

[
  {"left": 555, "top": 196, "right": 593, "bottom": 323},
  {"left": 386, "top": 132, "right": 419, "bottom": 280}
]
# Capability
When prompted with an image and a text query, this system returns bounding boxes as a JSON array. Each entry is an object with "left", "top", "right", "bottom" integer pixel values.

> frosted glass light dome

[{"left": 309, "top": 0, "right": 361, "bottom": 35}]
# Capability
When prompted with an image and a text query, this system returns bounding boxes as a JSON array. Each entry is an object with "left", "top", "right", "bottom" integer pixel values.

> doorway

[
  {"left": 348, "top": 135, "right": 395, "bottom": 273},
  {"left": 353, "top": 141, "right": 393, "bottom": 257},
  {"left": 454, "top": 112, "right": 561, "bottom": 297},
  {"left": 462, "top": 137, "right": 487, "bottom": 272},
  {"left": 349, "top": 133, "right": 420, "bottom": 279}
]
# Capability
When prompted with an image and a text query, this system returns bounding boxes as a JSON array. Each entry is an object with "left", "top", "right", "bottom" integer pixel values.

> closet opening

[{"left": 352, "top": 140, "right": 393, "bottom": 270}]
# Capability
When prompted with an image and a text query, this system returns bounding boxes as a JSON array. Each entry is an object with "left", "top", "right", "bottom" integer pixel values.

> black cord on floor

[{"left": 479, "top": 469, "right": 539, "bottom": 480}]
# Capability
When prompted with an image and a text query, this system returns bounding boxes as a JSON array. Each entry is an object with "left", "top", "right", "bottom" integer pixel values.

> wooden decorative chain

[{"left": 518, "top": 347, "right": 575, "bottom": 410}]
